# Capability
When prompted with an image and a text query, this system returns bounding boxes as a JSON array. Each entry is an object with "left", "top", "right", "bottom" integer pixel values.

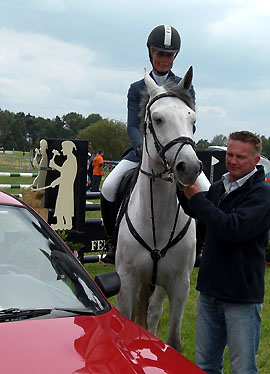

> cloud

[
  {"left": 31, "top": 0, "right": 68, "bottom": 12},
  {"left": 0, "top": 0, "right": 269, "bottom": 142},
  {"left": 198, "top": 106, "right": 227, "bottom": 117},
  {"left": 0, "top": 27, "right": 139, "bottom": 120},
  {"left": 207, "top": 0, "right": 270, "bottom": 45},
  {"left": 193, "top": 84, "right": 270, "bottom": 141}
]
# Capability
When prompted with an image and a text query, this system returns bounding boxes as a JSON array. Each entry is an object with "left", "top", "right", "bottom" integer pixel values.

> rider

[{"left": 101, "top": 25, "right": 208, "bottom": 264}]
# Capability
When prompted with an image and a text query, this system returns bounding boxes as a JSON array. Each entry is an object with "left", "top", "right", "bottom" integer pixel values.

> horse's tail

[{"left": 136, "top": 284, "right": 154, "bottom": 329}]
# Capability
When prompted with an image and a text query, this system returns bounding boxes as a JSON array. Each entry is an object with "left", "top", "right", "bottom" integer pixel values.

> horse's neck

[
  {"left": 128, "top": 163, "right": 179, "bottom": 245},
  {"left": 131, "top": 156, "right": 178, "bottom": 215}
]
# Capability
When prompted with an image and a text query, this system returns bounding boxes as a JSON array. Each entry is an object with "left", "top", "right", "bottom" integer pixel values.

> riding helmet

[{"left": 147, "top": 25, "right": 181, "bottom": 55}]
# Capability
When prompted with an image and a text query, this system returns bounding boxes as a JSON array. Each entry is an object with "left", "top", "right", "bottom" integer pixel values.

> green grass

[
  {"left": 85, "top": 261, "right": 270, "bottom": 373},
  {"left": 0, "top": 151, "right": 32, "bottom": 171},
  {"left": 0, "top": 151, "right": 35, "bottom": 195}
]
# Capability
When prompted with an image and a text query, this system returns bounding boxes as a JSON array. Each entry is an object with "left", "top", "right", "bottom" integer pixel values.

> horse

[{"left": 115, "top": 66, "right": 202, "bottom": 353}]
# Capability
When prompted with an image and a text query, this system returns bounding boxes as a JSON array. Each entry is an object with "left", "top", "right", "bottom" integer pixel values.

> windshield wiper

[
  {"left": 0, "top": 308, "right": 52, "bottom": 321},
  {"left": 53, "top": 307, "right": 97, "bottom": 316},
  {"left": 0, "top": 307, "right": 96, "bottom": 322}
]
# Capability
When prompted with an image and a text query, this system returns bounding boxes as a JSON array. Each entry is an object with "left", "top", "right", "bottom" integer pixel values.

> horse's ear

[
  {"left": 178, "top": 66, "right": 193, "bottom": 90},
  {"left": 144, "top": 68, "right": 159, "bottom": 96}
]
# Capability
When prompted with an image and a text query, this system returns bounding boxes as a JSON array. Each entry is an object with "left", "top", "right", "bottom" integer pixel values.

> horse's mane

[{"left": 139, "top": 80, "right": 195, "bottom": 131}]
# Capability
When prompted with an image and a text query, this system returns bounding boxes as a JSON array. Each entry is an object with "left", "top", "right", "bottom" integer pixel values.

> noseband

[{"left": 143, "top": 92, "right": 196, "bottom": 181}]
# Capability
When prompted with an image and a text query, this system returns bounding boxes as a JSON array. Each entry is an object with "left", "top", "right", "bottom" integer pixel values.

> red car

[{"left": 0, "top": 190, "right": 204, "bottom": 373}]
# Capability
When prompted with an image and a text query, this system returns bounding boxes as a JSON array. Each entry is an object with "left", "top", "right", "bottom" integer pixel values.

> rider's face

[{"left": 152, "top": 50, "right": 175, "bottom": 75}]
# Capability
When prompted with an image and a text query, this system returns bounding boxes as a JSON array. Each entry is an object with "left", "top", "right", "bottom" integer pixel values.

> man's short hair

[
  {"left": 98, "top": 149, "right": 103, "bottom": 154},
  {"left": 229, "top": 131, "right": 262, "bottom": 155}
]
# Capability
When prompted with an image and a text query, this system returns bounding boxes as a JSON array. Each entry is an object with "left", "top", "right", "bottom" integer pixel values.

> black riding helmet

[{"left": 147, "top": 25, "right": 181, "bottom": 60}]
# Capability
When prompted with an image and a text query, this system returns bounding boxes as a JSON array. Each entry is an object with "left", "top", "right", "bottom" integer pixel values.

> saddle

[{"left": 112, "top": 164, "right": 140, "bottom": 244}]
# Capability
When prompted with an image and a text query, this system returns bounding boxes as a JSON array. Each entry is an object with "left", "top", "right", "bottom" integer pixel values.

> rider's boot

[{"left": 100, "top": 194, "right": 117, "bottom": 265}]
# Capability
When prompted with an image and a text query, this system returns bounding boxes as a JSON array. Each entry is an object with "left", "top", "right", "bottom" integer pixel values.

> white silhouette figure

[
  {"left": 28, "top": 139, "right": 48, "bottom": 190},
  {"left": 49, "top": 141, "right": 77, "bottom": 230}
]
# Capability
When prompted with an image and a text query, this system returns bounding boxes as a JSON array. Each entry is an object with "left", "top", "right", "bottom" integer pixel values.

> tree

[
  {"left": 77, "top": 119, "right": 130, "bottom": 160},
  {"left": 84, "top": 113, "right": 102, "bottom": 126},
  {"left": 12, "top": 112, "right": 29, "bottom": 150},
  {"left": 211, "top": 134, "right": 228, "bottom": 146},
  {"left": 196, "top": 139, "right": 211, "bottom": 150},
  {"left": 0, "top": 110, "right": 16, "bottom": 149},
  {"left": 49, "top": 116, "right": 68, "bottom": 139},
  {"left": 62, "top": 112, "right": 84, "bottom": 138},
  {"left": 25, "top": 114, "right": 41, "bottom": 148},
  {"left": 261, "top": 136, "right": 270, "bottom": 159}
]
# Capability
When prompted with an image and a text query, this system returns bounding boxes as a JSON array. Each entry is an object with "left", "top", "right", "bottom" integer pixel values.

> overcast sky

[{"left": 0, "top": 0, "right": 269, "bottom": 142}]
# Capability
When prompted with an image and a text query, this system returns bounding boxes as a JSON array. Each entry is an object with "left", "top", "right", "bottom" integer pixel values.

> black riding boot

[{"left": 100, "top": 194, "right": 117, "bottom": 264}]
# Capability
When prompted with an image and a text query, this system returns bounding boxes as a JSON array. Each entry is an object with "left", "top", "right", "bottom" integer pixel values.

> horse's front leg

[
  {"left": 147, "top": 285, "right": 166, "bottom": 335},
  {"left": 166, "top": 276, "right": 191, "bottom": 353},
  {"left": 116, "top": 268, "right": 139, "bottom": 320}
]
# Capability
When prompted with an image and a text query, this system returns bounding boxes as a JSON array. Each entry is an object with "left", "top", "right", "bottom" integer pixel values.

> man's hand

[{"left": 184, "top": 182, "right": 201, "bottom": 199}]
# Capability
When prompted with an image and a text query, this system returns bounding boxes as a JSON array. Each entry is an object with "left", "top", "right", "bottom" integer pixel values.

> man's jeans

[{"left": 196, "top": 293, "right": 262, "bottom": 374}]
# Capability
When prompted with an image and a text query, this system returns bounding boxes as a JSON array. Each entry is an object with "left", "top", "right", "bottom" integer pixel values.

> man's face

[
  {"left": 152, "top": 50, "right": 175, "bottom": 75},
  {"left": 226, "top": 139, "right": 260, "bottom": 182}
]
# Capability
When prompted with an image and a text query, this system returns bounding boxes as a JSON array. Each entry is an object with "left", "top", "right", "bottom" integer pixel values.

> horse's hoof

[{"left": 167, "top": 340, "right": 182, "bottom": 353}]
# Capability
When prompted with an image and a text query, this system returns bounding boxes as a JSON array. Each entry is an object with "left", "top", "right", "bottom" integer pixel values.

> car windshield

[{"left": 0, "top": 204, "right": 109, "bottom": 317}]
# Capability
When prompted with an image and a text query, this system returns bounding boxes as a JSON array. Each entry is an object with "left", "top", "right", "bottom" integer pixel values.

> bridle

[{"left": 142, "top": 92, "right": 196, "bottom": 183}]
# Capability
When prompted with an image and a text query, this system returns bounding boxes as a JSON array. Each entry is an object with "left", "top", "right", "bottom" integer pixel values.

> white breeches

[{"left": 101, "top": 159, "right": 139, "bottom": 202}]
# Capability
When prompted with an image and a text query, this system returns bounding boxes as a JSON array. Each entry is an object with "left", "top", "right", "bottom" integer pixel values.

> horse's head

[{"left": 142, "top": 66, "right": 202, "bottom": 188}]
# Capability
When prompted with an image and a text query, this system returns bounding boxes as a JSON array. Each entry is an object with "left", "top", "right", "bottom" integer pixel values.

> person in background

[
  {"left": 91, "top": 149, "right": 104, "bottom": 192},
  {"left": 86, "top": 143, "right": 95, "bottom": 191},
  {"left": 101, "top": 24, "right": 209, "bottom": 264},
  {"left": 182, "top": 131, "right": 270, "bottom": 374}
]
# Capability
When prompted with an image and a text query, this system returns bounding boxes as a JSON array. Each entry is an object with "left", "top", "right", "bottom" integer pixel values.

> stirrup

[{"left": 101, "top": 239, "right": 116, "bottom": 265}]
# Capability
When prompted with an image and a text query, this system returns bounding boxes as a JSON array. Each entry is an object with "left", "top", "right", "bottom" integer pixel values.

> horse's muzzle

[{"left": 174, "top": 158, "right": 203, "bottom": 187}]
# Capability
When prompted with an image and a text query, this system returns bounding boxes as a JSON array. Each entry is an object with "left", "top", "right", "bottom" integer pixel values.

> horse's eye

[{"left": 155, "top": 118, "right": 162, "bottom": 124}]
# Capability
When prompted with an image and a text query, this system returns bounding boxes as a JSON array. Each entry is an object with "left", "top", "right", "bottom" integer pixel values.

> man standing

[
  {"left": 91, "top": 149, "right": 104, "bottom": 192},
  {"left": 183, "top": 131, "right": 270, "bottom": 374}
]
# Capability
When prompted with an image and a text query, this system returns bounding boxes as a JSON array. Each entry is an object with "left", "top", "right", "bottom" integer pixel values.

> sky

[{"left": 0, "top": 0, "right": 269, "bottom": 142}]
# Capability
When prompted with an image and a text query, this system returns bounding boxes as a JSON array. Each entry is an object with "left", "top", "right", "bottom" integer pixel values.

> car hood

[{"left": 0, "top": 307, "right": 203, "bottom": 374}]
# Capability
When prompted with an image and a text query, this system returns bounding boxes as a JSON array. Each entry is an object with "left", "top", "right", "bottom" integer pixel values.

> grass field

[{"left": 1, "top": 151, "right": 270, "bottom": 372}]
